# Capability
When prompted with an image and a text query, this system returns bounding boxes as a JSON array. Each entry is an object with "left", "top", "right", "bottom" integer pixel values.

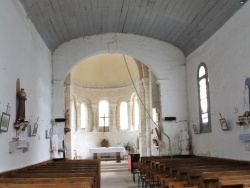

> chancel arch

[
  {"left": 66, "top": 53, "right": 151, "bottom": 159},
  {"left": 52, "top": 33, "right": 187, "bottom": 158}
]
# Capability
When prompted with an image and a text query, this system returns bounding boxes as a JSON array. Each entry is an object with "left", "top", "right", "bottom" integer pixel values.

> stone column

[
  {"left": 91, "top": 104, "right": 98, "bottom": 132},
  {"left": 52, "top": 80, "right": 65, "bottom": 145},
  {"left": 142, "top": 78, "right": 151, "bottom": 156},
  {"left": 64, "top": 84, "right": 72, "bottom": 159},
  {"left": 128, "top": 101, "right": 133, "bottom": 131},
  {"left": 110, "top": 104, "right": 117, "bottom": 132},
  {"left": 76, "top": 102, "right": 80, "bottom": 131},
  {"left": 138, "top": 80, "right": 147, "bottom": 157}
]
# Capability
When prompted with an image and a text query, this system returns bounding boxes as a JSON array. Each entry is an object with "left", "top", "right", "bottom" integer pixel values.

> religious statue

[
  {"left": 17, "top": 88, "right": 27, "bottom": 121},
  {"left": 179, "top": 128, "right": 190, "bottom": 155},
  {"left": 51, "top": 129, "right": 60, "bottom": 158}
]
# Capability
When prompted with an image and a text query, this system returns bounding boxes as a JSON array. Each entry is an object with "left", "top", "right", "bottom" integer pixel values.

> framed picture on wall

[
  {"left": 220, "top": 118, "right": 229, "bottom": 131},
  {"left": 46, "top": 128, "right": 53, "bottom": 139},
  {"left": 0, "top": 112, "right": 10, "bottom": 132},
  {"left": 192, "top": 124, "right": 199, "bottom": 134},
  {"left": 32, "top": 122, "right": 39, "bottom": 136}
]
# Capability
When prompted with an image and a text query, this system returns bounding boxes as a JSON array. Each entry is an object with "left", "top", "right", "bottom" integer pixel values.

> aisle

[{"left": 101, "top": 160, "right": 138, "bottom": 188}]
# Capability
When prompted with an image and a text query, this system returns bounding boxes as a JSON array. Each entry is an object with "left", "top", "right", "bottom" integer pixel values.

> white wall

[
  {"left": 0, "top": 0, "right": 52, "bottom": 172},
  {"left": 52, "top": 33, "right": 187, "bottom": 156},
  {"left": 158, "top": 65, "right": 189, "bottom": 155},
  {"left": 186, "top": 1, "right": 250, "bottom": 160}
]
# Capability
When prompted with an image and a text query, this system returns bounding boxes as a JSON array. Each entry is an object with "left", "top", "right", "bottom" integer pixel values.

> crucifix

[{"left": 100, "top": 113, "right": 109, "bottom": 132}]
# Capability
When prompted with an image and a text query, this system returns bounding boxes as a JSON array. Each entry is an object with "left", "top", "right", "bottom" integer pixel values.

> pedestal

[{"left": 128, "top": 153, "right": 140, "bottom": 172}]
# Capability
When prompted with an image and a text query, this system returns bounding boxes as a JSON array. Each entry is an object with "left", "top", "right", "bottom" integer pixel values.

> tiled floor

[
  {"left": 101, "top": 160, "right": 138, "bottom": 188},
  {"left": 101, "top": 171, "right": 138, "bottom": 188}
]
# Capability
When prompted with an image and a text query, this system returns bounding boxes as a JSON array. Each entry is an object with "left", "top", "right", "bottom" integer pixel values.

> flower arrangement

[
  {"left": 13, "top": 119, "right": 29, "bottom": 132},
  {"left": 13, "top": 121, "right": 20, "bottom": 129},
  {"left": 123, "top": 141, "right": 134, "bottom": 153}
]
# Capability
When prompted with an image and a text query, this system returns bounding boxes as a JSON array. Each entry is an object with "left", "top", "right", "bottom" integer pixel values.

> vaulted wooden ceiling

[{"left": 19, "top": 0, "right": 246, "bottom": 56}]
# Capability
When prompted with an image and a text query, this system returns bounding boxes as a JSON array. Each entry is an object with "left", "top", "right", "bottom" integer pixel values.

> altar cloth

[
  {"left": 89, "top": 147, "right": 124, "bottom": 163},
  {"left": 89, "top": 147, "right": 124, "bottom": 154}
]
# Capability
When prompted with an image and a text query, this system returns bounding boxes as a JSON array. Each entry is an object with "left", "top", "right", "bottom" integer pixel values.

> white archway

[{"left": 52, "top": 33, "right": 187, "bottom": 156}]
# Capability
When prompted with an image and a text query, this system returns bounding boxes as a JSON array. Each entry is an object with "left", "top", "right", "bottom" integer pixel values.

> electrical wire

[
  {"left": 123, "top": 55, "right": 172, "bottom": 158},
  {"left": 123, "top": 55, "right": 158, "bottom": 129}
]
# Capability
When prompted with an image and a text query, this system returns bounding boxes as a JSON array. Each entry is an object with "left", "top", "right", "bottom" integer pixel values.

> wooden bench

[
  {"left": 219, "top": 180, "right": 250, "bottom": 188},
  {"left": 0, "top": 177, "right": 94, "bottom": 188},
  {"left": 189, "top": 167, "right": 250, "bottom": 187},
  {"left": 1, "top": 159, "right": 100, "bottom": 188},
  {"left": 0, "top": 183, "right": 92, "bottom": 188},
  {"left": 0, "top": 177, "right": 94, "bottom": 184},
  {"left": 200, "top": 170, "right": 250, "bottom": 188},
  {"left": 137, "top": 156, "right": 250, "bottom": 188}
]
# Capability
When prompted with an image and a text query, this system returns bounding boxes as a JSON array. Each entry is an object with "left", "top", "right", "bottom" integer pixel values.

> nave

[
  {"left": 1, "top": 156, "right": 250, "bottom": 188},
  {"left": 101, "top": 160, "right": 137, "bottom": 188}
]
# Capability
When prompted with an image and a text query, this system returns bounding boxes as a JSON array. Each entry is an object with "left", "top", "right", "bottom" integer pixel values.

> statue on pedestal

[
  {"left": 17, "top": 88, "right": 27, "bottom": 121},
  {"left": 51, "top": 130, "right": 60, "bottom": 158},
  {"left": 179, "top": 128, "right": 190, "bottom": 155}
]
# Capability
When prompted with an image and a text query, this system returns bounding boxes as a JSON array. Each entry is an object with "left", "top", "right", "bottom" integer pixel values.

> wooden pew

[
  {"left": 244, "top": 184, "right": 250, "bottom": 188},
  {"left": 191, "top": 168, "right": 250, "bottom": 187},
  {"left": 168, "top": 181, "right": 187, "bottom": 188},
  {"left": 0, "top": 177, "right": 94, "bottom": 188},
  {"left": 1, "top": 159, "right": 100, "bottom": 188},
  {"left": 0, "top": 183, "right": 92, "bottom": 188},
  {"left": 219, "top": 180, "right": 250, "bottom": 188},
  {"left": 0, "top": 177, "right": 94, "bottom": 184},
  {"left": 138, "top": 156, "right": 250, "bottom": 188},
  {"left": 201, "top": 170, "right": 250, "bottom": 188}
]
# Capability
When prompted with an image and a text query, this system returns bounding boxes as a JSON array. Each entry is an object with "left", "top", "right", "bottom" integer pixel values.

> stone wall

[
  {"left": 65, "top": 74, "right": 149, "bottom": 159},
  {"left": 186, "top": 1, "right": 250, "bottom": 160}
]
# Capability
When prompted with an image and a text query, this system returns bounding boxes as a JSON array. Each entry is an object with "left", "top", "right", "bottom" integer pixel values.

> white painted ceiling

[{"left": 19, "top": 0, "right": 246, "bottom": 56}]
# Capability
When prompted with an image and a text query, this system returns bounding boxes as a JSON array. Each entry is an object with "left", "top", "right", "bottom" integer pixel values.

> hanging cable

[
  {"left": 123, "top": 55, "right": 172, "bottom": 158},
  {"left": 123, "top": 55, "right": 158, "bottom": 129}
]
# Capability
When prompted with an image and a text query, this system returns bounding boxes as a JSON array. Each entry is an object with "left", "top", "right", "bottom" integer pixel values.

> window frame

[
  {"left": 80, "top": 102, "right": 88, "bottom": 130},
  {"left": 98, "top": 99, "right": 110, "bottom": 128},
  {"left": 119, "top": 101, "right": 128, "bottom": 130},
  {"left": 197, "top": 62, "right": 211, "bottom": 133}
]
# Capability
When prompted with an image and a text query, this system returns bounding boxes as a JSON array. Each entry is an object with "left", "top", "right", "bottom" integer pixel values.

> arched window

[
  {"left": 120, "top": 102, "right": 128, "bottom": 130},
  {"left": 197, "top": 63, "right": 211, "bottom": 133},
  {"left": 98, "top": 100, "right": 109, "bottom": 129},
  {"left": 80, "top": 102, "right": 88, "bottom": 130},
  {"left": 133, "top": 95, "right": 140, "bottom": 131}
]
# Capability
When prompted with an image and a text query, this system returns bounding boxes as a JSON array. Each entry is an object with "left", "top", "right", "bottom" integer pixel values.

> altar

[{"left": 89, "top": 147, "right": 124, "bottom": 163}]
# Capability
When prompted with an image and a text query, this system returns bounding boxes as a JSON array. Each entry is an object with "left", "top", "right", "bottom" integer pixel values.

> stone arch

[
  {"left": 52, "top": 33, "right": 185, "bottom": 118},
  {"left": 52, "top": 33, "right": 187, "bottom": 157},
  {"left": 53, "top": 33, "right": 184, "bottom": 81}
]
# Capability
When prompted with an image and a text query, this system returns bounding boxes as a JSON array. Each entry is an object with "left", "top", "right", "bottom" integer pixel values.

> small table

[
  {"left": 128, "top": 153, "right": 140, "bottom": 172},
  {"left": 89, "top": 147, "right": 124, "bottom": 163}
]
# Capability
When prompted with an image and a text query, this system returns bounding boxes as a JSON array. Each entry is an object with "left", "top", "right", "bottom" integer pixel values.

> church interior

[{"left": 1, "top": 0, "right": 250, "bottom": 187}]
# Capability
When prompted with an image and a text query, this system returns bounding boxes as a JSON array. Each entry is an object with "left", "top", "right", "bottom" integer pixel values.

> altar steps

[{"left": 101, "top": 160, "right": 128, "bottom": 172}]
